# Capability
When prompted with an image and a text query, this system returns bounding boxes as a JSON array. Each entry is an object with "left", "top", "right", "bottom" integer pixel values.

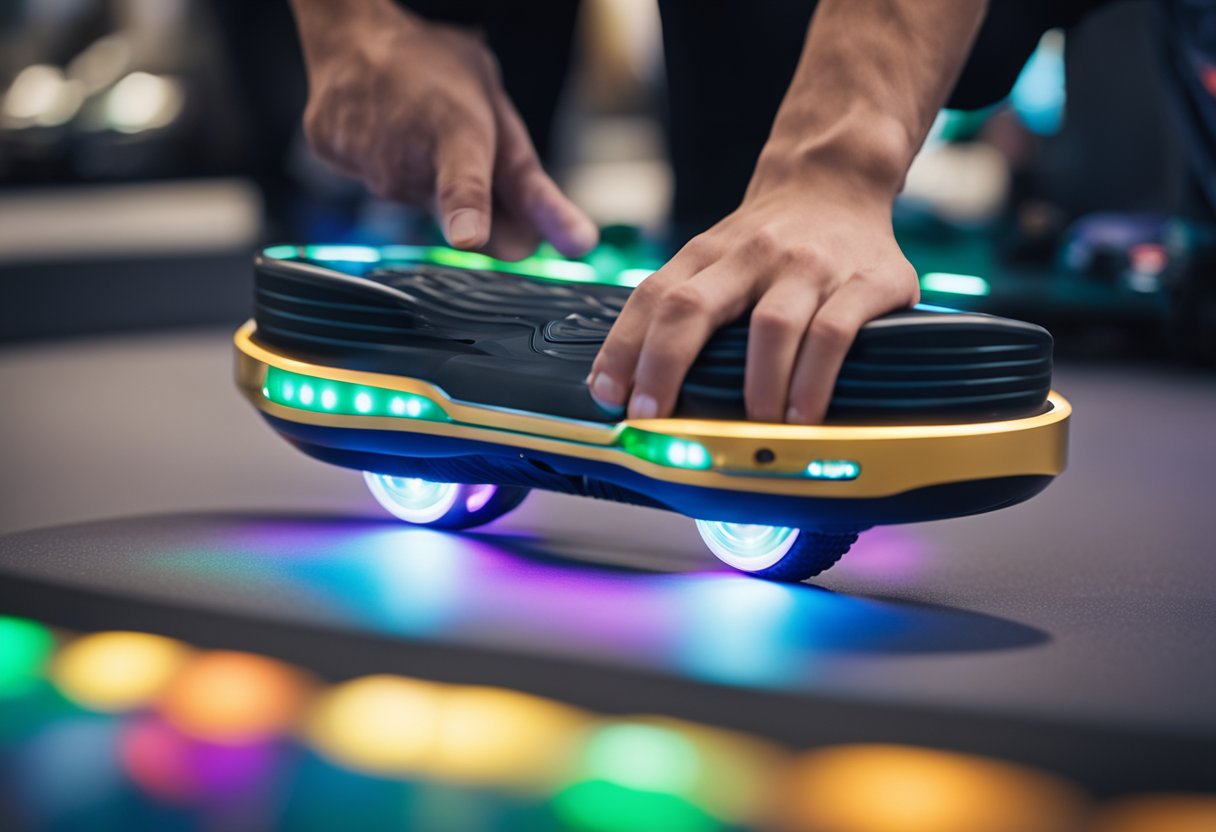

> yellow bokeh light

[
  {"left": 777, "top": 744, "right": 1087, "bottom": 832},
  {"left": 309, "top": 675, "right": 443, "bottom": 777},
  {"left": 432, "top": 686, "right": 590, "bottom": 789},
  {"left": 158, "top": 651, "right": 312, "bottom": 744},
  {"left": 51, "top": 631, "right": 191, "bottom": 712}
]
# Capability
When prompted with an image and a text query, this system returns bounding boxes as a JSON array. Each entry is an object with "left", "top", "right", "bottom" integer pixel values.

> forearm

[{"left": 758, "top": 0, "right": 987, "bottom": 198}]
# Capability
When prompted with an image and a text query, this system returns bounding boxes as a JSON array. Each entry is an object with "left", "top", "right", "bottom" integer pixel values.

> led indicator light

[
  {"left": 919, "top": 272, "right": 991, "bottom": 297},
  {"left": 805, "top": 460, "right": 860, "bottom": 480},
  {"left": 261, "top": 244, "right": 298, "bottom": 260},
  {"left": 261, "top": 368, "right": 448, "bottom": 423},
  {"left": 619, "top": 429, "right": 712, "bottom": 471}
]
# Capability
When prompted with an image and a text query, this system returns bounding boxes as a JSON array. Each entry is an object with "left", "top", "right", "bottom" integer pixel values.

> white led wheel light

[
  {"left": 363, "top": 473, "right": 461, "bottom": 525},
  {"left": 694, "top": 520, "right": 801, "bottom": 572}
]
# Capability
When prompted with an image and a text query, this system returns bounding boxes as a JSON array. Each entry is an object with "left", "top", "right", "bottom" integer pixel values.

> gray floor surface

[{"left": 1, "top": 329, "right": 1213, "bottom": 791}]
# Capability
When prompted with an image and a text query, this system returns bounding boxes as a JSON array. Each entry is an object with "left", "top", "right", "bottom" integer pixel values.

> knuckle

[
  {"left": 435, "top": 174, "right": 487, "bottom": 208},
  {"left": 743, "top": 226, "right": 780, "bottom": 259},
  {"left": 810, "top": 314, "right": 854, "bottom": 347},
  {"left": 682, "top": 234, "right": 722, "bottom": 263},
  {"left": 659, "top": 283, "right": 708, "bottom": 319},
  {"left": 751, "top": 306, "right": 803, "bottom": 340},
  {"left": 789, "top": 244, "right": 820, "bottom": 270},
  {"left": 628, "top": 275, "right": 666, "bottom": 306}
]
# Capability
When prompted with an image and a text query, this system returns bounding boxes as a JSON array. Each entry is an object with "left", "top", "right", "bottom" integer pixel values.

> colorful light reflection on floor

[
  {"left": 149, "top": 516, "right": 1045, "bottom": 692},
  {"left": 2, "top": 617, "right": 1213, "bottom": 831}
]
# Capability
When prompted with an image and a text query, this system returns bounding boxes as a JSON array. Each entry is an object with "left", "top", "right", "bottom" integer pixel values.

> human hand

[
  {"left": 587, "top": 145, "right": 919, "bottom": 424},
  {"left": 290, "top": 0, "right": 597, "bottom": 259}
]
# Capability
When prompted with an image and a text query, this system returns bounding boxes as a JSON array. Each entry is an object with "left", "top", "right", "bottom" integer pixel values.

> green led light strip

[
  {"left": 263, "top": 367, "right": 864, "bottom": 480},
  {"left": 262, "top": 367, "right": 448, "bottom": 422},
  {"left": 261, "top": 367, "right": 719, "bottom": 471}
]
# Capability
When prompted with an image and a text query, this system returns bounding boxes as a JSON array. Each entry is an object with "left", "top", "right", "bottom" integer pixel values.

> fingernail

[
  {"left": 628, "top": 393, "right": 658, "bottom": 420},
  {"left": 447, "top": 209, "right": 484, "bottom": 247},
  {"left": 786, "top": 405, "right": 810, "bottom": 424},
  {"left": 589, "top": 372, "right": 626, "bottom": 410}
]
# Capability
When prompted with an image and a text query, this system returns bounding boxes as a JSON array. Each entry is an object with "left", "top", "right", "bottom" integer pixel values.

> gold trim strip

[{"left": 235, "top": 321, "right": 1069, "bottom": 498}]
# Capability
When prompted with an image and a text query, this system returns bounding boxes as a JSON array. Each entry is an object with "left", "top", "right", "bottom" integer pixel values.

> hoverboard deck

[{"left": 236, "top": 245, "right": 1069, "bottom": 581}]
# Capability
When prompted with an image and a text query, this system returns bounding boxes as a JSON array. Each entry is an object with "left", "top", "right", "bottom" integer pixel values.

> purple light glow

[
  {"left": 157, "top": 516, "right": 991, "bottom": 692},
  {"left": 833, "top": 526, "right": 927, "bottom": 580},
  {"left": 464, "top": 484, "right": 497, "bottom": 514},
  {"left": 120, "top": 715, "right": 282, "bottom": 804}
]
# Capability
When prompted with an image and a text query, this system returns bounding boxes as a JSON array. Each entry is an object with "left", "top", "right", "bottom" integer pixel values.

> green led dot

[
  {"left": 619, "top": 428, "right": 712, "bottom": 471},
  {"left": 389, "top": 396, "right": 407, "bottom": 416},
  {"left": 354, "top": 391, "right": 373, "bottom": 413},
  {"left": 320, "top": 388, "right": 337, "bottom": 410}
]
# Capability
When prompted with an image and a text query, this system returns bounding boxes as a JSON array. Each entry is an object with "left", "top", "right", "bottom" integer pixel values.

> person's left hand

[{"left": 585, "top": 152, "right": 919, "bottom": 425}]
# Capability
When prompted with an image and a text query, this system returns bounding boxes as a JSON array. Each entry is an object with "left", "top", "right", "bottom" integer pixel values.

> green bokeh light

[
  {"left": 618, "top": 428, "right": 712, "bottom": 471},
  {"left": 0, "top": 616, "right": 55, "bottom": 697},
  {"left": 262, "top": 244, "right": 299, "bottom": 260},
  {"left": 584, "top": 724, "right": 701, "bottom": 793},
  {"left": 919, "top": 271, "right": 991, "bottom": 297},
  {"left": 552, "top": 781, "right": 720, "bottom": 832},
  {"left": 263, "top": 367, "right": 448, "bottom": 423}
]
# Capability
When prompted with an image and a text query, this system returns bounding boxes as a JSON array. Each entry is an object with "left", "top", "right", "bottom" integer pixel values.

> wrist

[
  {"left": 751, "top": 104, "right": 915, "bottom": 203},
  {"left": 290, "top": 0, "right": 416, "bottom": 61}
]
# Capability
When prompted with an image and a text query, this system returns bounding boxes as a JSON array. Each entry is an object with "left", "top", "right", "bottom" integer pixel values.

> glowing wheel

[
  {"left": 363, "top": 473, "right": 528, "bottom": 530},
  {"left": 694, "top": 520, "right": 859, "bottom": 582}
]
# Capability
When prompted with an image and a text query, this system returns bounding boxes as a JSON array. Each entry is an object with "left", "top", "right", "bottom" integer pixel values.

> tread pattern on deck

[{"left": 253, "top": 258, "right": 1053, "bottom": 423}]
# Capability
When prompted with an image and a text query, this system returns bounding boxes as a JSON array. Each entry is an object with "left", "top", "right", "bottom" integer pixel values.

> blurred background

[
  {"left": 1, "top": 1, "right": 1214, "bottom": 831},
  {"left": 1, "top": 0, "right": 1214, "bottom": 359}
]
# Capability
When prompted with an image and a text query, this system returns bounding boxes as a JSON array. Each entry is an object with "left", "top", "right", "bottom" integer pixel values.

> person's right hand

[{"left": 290, "top": 0, "right": 598, "bottom": 259}]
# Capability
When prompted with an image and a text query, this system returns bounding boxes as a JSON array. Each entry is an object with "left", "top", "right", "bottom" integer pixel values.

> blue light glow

[{"left": 1010, "top": 30, "right": 1066, "bottom": 136}]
